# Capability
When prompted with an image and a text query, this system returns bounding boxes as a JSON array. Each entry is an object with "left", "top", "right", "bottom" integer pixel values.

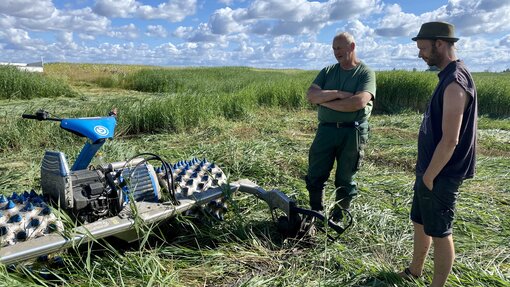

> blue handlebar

[{"left": 22, "top": 110, "right": 118, "bottom": 171}]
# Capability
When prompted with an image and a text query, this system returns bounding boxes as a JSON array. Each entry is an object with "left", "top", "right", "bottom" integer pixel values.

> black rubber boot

[
  {"left": 331, "top": 196, "right": 352, "bottom": 222},
  {"left": 308, "top": 189, "right": 324, "bottom": 211}
]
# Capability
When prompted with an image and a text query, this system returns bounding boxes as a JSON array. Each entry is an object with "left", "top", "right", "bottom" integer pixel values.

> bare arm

[
  {"left": 319, "top": 91, "right": 373, "bottom": 112},
  {"left": 307, "top": 84, "right": 354, "bottom": 104},
  {"left": 423, "top": 82, "right": 470, "bottom": 190}
]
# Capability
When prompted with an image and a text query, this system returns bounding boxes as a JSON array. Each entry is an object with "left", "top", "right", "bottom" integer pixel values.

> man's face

[
  {"left": 417, "top": 39, "right": 441, "bottom": 67},
  {"left": 332, "top": 37, "right": 352, "bottom": 64}
]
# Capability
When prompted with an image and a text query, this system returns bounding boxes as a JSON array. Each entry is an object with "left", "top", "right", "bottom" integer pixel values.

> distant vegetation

[
  {"left": 0, "top": 63, "right": 507, "bottom": 152},
  {"left": 0, "top": 66, "right": 77, "bottom": 99},
  {"left": 50, "top": 63, "right": 510, "bottom": 117},
  {"left": 1, "top": 63, "right": 507, "bottom": 145}
]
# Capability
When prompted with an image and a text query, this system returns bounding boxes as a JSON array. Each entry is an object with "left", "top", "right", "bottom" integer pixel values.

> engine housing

[{"left": 41, "top": 151, "right": 160, "bottom": 222}]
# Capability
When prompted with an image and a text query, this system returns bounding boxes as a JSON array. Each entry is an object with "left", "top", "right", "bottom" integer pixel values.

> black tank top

[{"left": 416, "top": 60, "right": 477, "bottom": 180}]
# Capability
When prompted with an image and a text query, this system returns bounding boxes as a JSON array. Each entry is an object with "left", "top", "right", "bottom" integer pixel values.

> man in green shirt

[{"left": 305, "top": 32, "right": 376, "bottom": 220}]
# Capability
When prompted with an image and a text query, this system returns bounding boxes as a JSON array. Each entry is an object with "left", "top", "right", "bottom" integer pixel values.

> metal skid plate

[{"left": 0, "top": 181, "right": 242, "bottom": 265}]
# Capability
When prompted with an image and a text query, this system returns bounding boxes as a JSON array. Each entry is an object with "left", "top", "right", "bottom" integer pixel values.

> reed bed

[{"left": 0, "top": 66, "right": 76, "bottom": 99}]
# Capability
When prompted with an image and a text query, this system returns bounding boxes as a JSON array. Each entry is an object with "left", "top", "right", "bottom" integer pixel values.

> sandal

[{"left": 399, "top": 267, "right": 420, "bottom": 281}]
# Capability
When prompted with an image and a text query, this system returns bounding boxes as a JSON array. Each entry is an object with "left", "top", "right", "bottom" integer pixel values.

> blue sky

[{"left": 1, "top": 0, "right": 510, "bottom": 71}]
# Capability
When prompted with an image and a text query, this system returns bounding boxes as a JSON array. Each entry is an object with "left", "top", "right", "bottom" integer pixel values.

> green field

[{"left": 0, "top": 64, "right": 508, "bottom": 286}]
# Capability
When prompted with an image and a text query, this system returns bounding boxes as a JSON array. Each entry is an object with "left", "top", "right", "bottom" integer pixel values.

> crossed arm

[{"left": 306, "top": 84, "right": 374, "bottom": 112}]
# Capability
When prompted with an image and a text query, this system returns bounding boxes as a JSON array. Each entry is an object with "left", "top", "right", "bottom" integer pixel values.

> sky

[{"left": 1, "top": 0, "right": 510, "bottom": 72}]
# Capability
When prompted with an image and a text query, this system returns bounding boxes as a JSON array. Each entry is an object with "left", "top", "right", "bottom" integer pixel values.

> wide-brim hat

[{"left": 412, "top": 21, "right": 459, "bottom": 42}]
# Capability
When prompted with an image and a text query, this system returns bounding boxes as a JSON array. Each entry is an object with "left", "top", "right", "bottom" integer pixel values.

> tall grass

[
  {"left": 375, "top": 71, "right": 437, "bottom": 113},
  {"left": 376, "top": 71, "right": 510, "bottom": 117},
  {"left": 0, "top": 59, "right": 508, "bottom": 287},
  {"left": 44, "top": 62, "right": 149, "bottom": 86},
  {"left": 0, "top": 66, "right": 77, "bottom": 99},
  {"left": 40, "top": 63, "right": 510, "bottom": 117},
  {"left": 473, "top": 73, "right": 510, "bottom": 117},
  {"left": 1, "top": 65, "right": 508, "bottom": 153},
  {"left": 121, "top": 66, "right": 313, "bottom": 95}
]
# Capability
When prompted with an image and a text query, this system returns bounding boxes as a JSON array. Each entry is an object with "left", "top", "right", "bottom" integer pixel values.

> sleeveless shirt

[{"left": 416, "top": 60, "right": 477, "bottom": 180}]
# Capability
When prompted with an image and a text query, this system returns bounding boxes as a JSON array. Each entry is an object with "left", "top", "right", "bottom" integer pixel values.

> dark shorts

[{"left": 410, "top": 175, "right": 463, "bottom": 238}]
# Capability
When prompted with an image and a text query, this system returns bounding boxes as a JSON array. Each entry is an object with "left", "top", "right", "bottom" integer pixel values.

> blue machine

[
  {"left": 23, "top": 110, "right": 162, "bottom": 223},
  {"left": 0, "top": 109, "right": 350, "bottom": 266}
]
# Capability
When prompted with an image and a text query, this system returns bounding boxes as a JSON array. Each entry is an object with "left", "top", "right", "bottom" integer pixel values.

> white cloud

[
  {"left": 218, "top": 0, "right": 235, "bottom": 5},
  {"left": 156, "top": 42, "right": 179, "bottom": 54},
  {"left": 108, "top": 23, "right": 139, "bottom": 39},
  {"left": 439, "top": 0, "right": 510, "bottom": 36},
  {"left": 0, "top": 26, "right": 46, "bottom": 51},
  {"left": 500, "top": 35, "right": 510, "bottom": 47},
  {"left": 146, "top": 25, "right": 168, "bottom": 37},
  {"left": 209, "top": 7, "right": 247, "bottom": 34},
  {"left": 247, "top": 0, "right": 323, "bottom": 22},
  {"left": 137, "top": 0, "right": 197, "bottom": 21},
  {"left": 203, "top": 0, "right": 382, "bottom": 38},
  {"left": 56, "top": 31, "right": 78, "bottom": 50},
  {"left": 375, "top": 0, "right": 510, "bottom": 38},
  {"left": 173, "top": 26, "right": 194, "bottom": 38},
  {"left": 13, "top": 8, "right": 111, "bottom": 35},
  {"left": 237, "top": 41, "right": 254, "bottom": 54},
  {"left": 93, "top": 0, "right": 137, "bottom": 18},
  {"left": 454, "top": 36, "right": 510, "bottom": 71},
  {"left": 57, "top": 31, "right": 73, "bottom": 44},
  {"left": 374, "top": 4, "right": 421, "bottom": 37},
  {"left": 185, "top": 23, "right": 227, "bottom": 43},
  {"left": 0, "top": 0, "right": 509, "bottom": 71},
  {"left": 78, "top": 33, "right": 96, "bottom": 41},
  {"left": 328, "top": 0, "right": 381, "bottom": 20},
  {"left": 0, "top": 0, "right": 56, "bottom": 20},
  {"left": 272, "top": 35, "right": 294, "bottom": 46},
  {"left": 1, "top": 28, "right": 30, "bottom": 45},
  {"left": 0, "top": 15, "right": 15, "bottom": 30},
  {"left": 93, "top": 0, "right": 197, "bottom": 22}
]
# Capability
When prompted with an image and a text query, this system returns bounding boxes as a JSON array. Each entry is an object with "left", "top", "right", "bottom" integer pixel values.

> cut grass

[{"left": 0, "top": 106, "right": 508, "bottom": 286}]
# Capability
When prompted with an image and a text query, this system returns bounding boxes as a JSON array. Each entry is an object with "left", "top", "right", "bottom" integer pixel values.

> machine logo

[{"left": 94, "top": 125, "right": 109, "bottom": 136}]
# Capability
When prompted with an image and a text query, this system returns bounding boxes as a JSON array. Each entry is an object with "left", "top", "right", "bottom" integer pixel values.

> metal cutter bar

[{"left": 0, "top": 181, "right": 245, "bottom": 265}]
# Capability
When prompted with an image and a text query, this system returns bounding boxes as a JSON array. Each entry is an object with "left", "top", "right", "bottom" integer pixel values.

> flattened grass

[{"left": 0, "top": 107, "right": 508, "bottom": 286}]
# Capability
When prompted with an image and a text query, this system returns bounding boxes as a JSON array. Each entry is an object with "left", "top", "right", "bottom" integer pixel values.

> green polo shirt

[{"left": 312, "top": 61, "right": 376, "bottom": 123}]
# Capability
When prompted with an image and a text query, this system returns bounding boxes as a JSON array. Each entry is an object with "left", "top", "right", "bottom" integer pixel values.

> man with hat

[{"left": 400, "top": 22, "right": 478, "bottom": 287}]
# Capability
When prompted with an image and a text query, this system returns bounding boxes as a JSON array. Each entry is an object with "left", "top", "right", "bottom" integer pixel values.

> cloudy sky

[{"left": 1, "top": 0, "right": 509, "bottom": 71}]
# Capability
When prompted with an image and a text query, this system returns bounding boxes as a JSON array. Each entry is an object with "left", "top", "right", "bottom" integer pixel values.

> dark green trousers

[{"left": 305, "top": 122, "right": 368, "bottom": 211}]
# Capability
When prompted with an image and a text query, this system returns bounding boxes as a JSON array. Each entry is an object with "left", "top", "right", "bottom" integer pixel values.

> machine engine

[{"left": 40, "top": 151, "right": 161, "bottom": 223}]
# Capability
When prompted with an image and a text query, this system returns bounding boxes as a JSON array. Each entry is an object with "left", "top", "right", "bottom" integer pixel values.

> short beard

[{"left": 427, "top": 44, "right": 442, "bottom": 67}]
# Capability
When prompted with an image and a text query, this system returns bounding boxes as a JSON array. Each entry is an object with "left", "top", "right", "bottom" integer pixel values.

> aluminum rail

[
  {"left": 0, "top": 179, "right": 351, "bottom": 265},
  {"left": 0, "top": 181, "right": 245, "bottom": 265}
]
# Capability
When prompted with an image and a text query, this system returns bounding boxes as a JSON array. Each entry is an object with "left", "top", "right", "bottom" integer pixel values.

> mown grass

[
  {"left": 0, "top": 64, "right": 508, "bottom": 286},
  {"left": 0, "top": 105, "right": 508, "bottom": 286}
]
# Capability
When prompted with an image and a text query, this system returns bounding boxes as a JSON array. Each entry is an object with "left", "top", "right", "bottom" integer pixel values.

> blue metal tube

[{"left": 71, "top": 140, "right": 105, "bottom": 171}]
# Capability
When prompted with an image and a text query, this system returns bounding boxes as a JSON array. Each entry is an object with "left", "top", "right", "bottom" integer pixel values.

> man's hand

[{"left": 422, "top": 173, "right": 434, "bottom": 191}]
